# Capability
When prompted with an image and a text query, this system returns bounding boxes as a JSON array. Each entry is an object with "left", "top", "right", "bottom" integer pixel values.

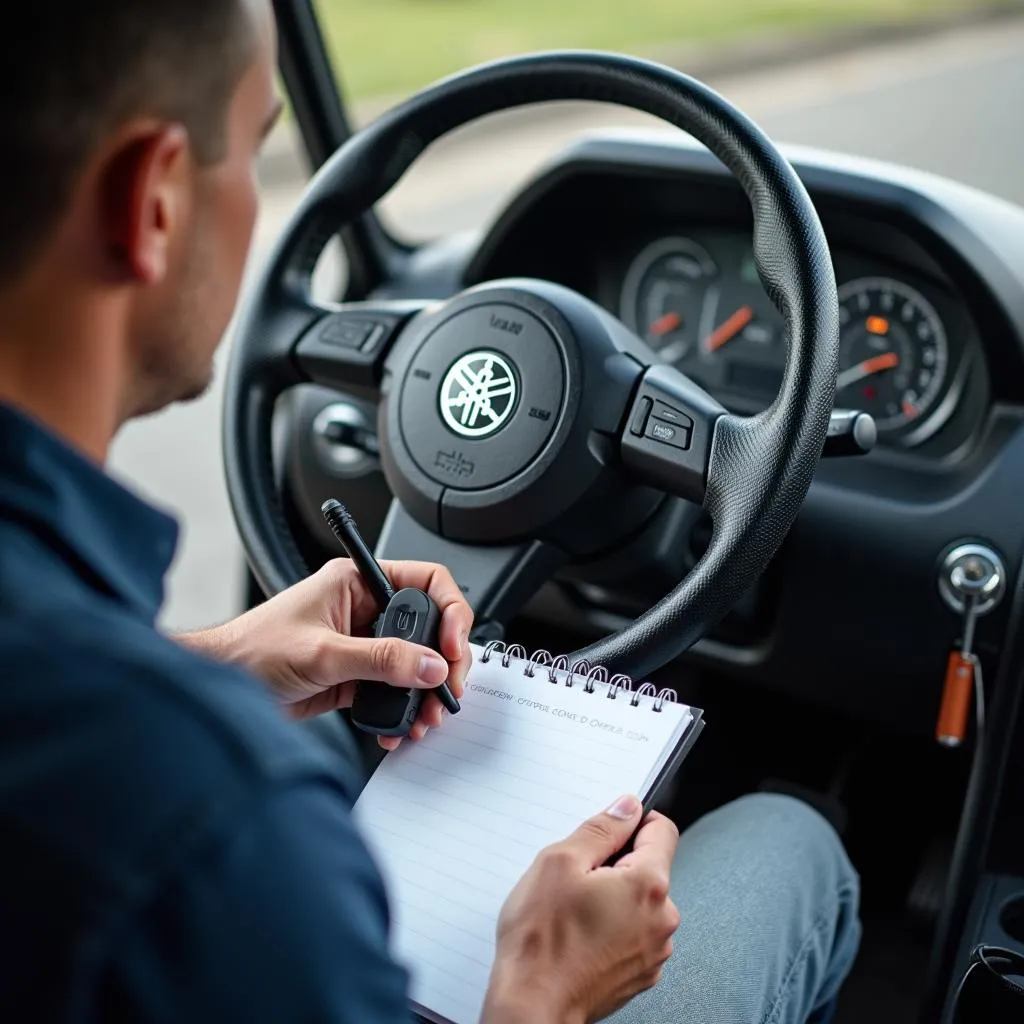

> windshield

[{"left": 312, "top": 0, "right": 1024, "bottom": 239}]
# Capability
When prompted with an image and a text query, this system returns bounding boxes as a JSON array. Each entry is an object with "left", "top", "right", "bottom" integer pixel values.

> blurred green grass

[{"left": 312, "top": 0, "right": 1016, "bottom": 101}]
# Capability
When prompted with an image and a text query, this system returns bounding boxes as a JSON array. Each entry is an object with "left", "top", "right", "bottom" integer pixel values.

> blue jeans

[
  {"left": 306, "top": 717, "right": 861, "bottom": 1024},
  {"left": 607, "top": 793, "right": 861, "bottom": 1024}
]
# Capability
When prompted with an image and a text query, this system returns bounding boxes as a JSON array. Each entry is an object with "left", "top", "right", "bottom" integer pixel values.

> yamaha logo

[{"left": 439, "top": 351, "right": 518, "bottom": 438}]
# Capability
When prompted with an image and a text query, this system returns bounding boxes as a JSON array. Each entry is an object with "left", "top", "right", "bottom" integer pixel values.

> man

[{"left": 0, "top": 2, "right": 860, "bottom": 1021}]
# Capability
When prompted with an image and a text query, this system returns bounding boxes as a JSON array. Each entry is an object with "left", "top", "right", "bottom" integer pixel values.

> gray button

[
  {"left": 646, "top": 419, "right": 692, "bottom": 450},
  {"left": 652, "top": 401, "right": 694, "bottom": 429},
  {"left": 392, "top": 605, "right": 418, "bottom": 640},
  {"left": 321, "top": 318, "right": 374, "bottom": 349}
]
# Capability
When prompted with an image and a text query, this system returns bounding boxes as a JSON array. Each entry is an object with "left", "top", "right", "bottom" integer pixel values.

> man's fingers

[
  {"left": 376, "top": 692, "right": 445, "bottom": 751},
  {"left": 561, "top": 795, "right": 644, "bottom": 869},
  {"left": 378, "top": 561, "right": 473, "bottom": 699},
  {"left": 342, "top": 559, "right": 472, "bottom": 693},
  {"left": 440, "top": 603, "right": 472, "bottom": 698},
  {"left": 327, "top": 635, "right": 450, "bottom": 689},
  {"left": 401, "top": 693, "right": 444, "bottom": 740},
  {"left": 379, "top": 562, "right": 474, "bottom": 655},
  {"left": 416, "top": 692, "right": 445, "bottom": 731},
  {"left": 380, "top": 561, "right": 469, "bottom": 616},
  {"left": 613, "top": 811, "right": 679, "bottom": 877}
]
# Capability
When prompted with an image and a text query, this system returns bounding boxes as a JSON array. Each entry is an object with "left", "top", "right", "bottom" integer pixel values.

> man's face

[{"left": 129, "top": 1, "right": 280, "bottom": 416}]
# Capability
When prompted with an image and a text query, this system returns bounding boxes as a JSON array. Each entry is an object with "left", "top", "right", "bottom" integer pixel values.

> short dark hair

[{"left": 0, "top": 1, "right": 256, "bottom": 283}]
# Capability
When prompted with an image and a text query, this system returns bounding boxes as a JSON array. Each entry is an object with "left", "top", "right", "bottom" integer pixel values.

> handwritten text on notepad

[{"left": 467, "top": 684, "right": 652, "bottom": 741}]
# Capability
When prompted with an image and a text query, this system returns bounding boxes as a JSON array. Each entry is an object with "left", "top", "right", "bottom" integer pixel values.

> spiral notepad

[{"left": 354, "top": 642, "right": 704, "bottom": 1024}]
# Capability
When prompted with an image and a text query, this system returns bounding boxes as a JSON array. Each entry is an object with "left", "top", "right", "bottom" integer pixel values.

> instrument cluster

[{"left": 618, "top": 231, "right": 970, "bottom": 448}]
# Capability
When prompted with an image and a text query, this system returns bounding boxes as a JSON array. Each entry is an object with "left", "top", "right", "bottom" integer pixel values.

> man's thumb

[
  {"left": 334, "top": 635, "right": 450, "bottom": 688},
  {"left": 564, "top": 795, "right": 643, "bottom": 867}
]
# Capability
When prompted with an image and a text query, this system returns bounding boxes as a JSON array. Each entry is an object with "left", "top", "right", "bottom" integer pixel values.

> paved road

[{"left": 107, "top": 16, "right": 1024, "bottom": 632}]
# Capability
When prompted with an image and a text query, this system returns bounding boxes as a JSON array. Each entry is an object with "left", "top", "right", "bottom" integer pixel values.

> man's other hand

[
  {"left": 179, "top": 559, "right": 474, "bottom": 746},
  {"left": 483, "top": 796, "right": 680, "bottom": 1024}
]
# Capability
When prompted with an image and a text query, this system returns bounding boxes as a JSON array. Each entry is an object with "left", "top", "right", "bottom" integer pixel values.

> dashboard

[
  {"left": 612, "top": 231, "right": 968, "bottom": 449},
  {"left": 462, "top": 137, "right": 1012, "bottom": 463},
  {"left": 287, "top": 131, "right": 1024, "bottom": 735}
]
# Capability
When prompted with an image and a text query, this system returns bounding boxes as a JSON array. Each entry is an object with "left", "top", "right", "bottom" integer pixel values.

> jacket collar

[{"left": 0, "top": 403, "right": 178, "bottom": 622}]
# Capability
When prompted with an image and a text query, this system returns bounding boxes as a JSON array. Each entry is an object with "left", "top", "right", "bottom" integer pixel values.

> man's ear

[{"left": 99, "top": 124, "right": 190, "bottom": 284}]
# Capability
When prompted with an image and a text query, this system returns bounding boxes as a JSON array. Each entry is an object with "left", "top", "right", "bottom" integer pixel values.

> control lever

[
  {"left": 321, "top": 417, "right": 380, "bottom": 455},
  {"left": 822, "top": 409, "right": 876, "bottom": 457}
]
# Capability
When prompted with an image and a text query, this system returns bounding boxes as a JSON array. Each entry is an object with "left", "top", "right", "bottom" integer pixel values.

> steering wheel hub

[
  {"left": 380, "top": 280, "right": 663, "bottom": 546},
  {"left": 392, "top": 294, "right": 567, "bottom": 492}
]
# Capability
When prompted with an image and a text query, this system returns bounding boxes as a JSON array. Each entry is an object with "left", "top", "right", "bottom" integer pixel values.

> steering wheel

[{"left": 223, "top": 52, "right": 839, "bottom": 680}]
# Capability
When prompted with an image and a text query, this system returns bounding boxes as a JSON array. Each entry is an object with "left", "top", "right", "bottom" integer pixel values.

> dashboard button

[
  {"left": 630, "top": 396, "right": 653, "bottom": 436},
  {"left": 646, "top": 419, "right": 692, "bottom": 450},
  {"left": 320, "top": 318, "right": 376, "bottom": 349},
  {"left": 652, "top": 401, "right": 694, "bottom": 429}
]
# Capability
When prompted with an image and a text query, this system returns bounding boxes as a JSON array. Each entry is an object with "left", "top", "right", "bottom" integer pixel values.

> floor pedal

[{"left": 907, "top": 835, "right": 952, "bottom": 921}]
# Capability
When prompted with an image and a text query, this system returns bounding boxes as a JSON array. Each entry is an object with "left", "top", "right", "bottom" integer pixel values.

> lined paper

[{"left": 354, "top": 647, "right": 694, "bottom": 1024}]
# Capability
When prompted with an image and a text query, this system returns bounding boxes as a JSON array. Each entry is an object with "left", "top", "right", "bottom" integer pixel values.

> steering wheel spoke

[
  {"left": 293, "top": 299, "right": 431, "bottom": 395},
  {"left": 374, "top": 500, "right": 565, "bottom": 623},
  {"left": 619, "top": 363, "right": 727, "bottom": 505}
]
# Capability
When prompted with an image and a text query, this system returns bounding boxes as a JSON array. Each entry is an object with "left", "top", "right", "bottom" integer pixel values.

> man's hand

[
  {"left": 180, "top": 559, "right": 474, "bottom": 747},
  {"left": 483, "top": 796, "right": 680, "bottom": 1024}
]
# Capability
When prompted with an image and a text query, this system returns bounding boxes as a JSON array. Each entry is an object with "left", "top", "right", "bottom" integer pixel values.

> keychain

[{"left": 935, "top": 549, "right": 1003, "bottom": 747}]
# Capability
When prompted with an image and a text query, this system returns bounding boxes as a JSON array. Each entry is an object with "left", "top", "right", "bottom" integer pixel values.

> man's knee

[
  {"left": 609, "top": 793, "right": 861, "bottom": 1024},
  {"left": 684, "top": 792, "right": 858, "bottom": 897},
  {"left": 671, "top": 792, "right": 861, "bottom": 979},
  {"left": 669, "top": 793, "right": 860, "bottom": 1022}
]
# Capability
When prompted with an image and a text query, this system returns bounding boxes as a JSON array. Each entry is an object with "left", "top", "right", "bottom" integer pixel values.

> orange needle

[
  {"left": 860, "top": 352, "right": 900, "bottom": 375},
  {"left": 649, "top": 311, "right": 682, "bottom": 337},
  {"left": 835, "top": 351, "right": 901, "bottom": 390},
  {"left": 704, "top": 305, "right": 754, "bottom": 352}
]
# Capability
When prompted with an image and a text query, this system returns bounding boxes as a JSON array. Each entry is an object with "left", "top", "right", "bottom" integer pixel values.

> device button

[
  {"left": 391, "top": 605, "right": 419, "bottom": 640},
  {"left": 319, "top": 317, "right": 376, "bottom": 349},
  {"left": 646, "top": 418, "right": 692, "bottom": 450},
  {"left": 652, "top": 401, "right": 694, "bottom": 430},
  {"left": 630, "top": 396, "right": 653, "bottom": 436}
]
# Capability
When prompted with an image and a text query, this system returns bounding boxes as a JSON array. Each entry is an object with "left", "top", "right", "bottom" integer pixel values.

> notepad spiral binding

[{"left": 479, "top": 641, "right": 677, "bottom": 713}]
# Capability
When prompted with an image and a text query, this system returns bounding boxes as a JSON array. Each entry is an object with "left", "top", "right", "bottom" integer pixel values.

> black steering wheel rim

[{"left": 223, "top": 50, "right": 839, "bottom": 678}]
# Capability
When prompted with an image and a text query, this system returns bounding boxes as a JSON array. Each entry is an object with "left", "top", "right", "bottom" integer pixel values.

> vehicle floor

[
  {"left": 660, "top": 672, "right": 964, "bottom": 1024},
  {"left": 516, "top": 618, "right": 967, "bottom": 1023}
]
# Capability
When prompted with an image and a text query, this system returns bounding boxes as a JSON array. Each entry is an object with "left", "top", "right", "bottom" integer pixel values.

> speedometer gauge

[
  {"left": 835, "top": 277, "right": 948, "bottom": 433},
  {"left": 620, "top": 237, "right": 718, "bottom": 363}
]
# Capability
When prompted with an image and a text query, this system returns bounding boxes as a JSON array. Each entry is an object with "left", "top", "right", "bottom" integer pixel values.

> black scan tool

[
  {"left": 321, "top": 499, "right": 460, "bottom": 737},
  {"left": 353, "top": 588, "right": 443, "bottom": 736}
]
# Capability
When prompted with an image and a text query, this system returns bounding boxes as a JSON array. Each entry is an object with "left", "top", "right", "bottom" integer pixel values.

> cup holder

[{"left": 1000, "top": 895, "right": 1024, "bottom": 946}]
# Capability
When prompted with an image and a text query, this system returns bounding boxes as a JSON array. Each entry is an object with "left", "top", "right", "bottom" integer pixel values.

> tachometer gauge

[
  {"left": 835, "top": 277, "right": 948, "bottom": 433},
  {"left": 620, "top": 237, "right": 718, "bottom": 364}
]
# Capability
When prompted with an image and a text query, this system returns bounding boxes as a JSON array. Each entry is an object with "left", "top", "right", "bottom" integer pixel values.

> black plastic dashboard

[{"left": 284, "top": 130, "right": 1024, "bottom": 735}]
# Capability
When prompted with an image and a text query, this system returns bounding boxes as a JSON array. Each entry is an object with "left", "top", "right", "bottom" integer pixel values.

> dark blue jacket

[{"left": 0, "top": 403, "right": 410, "bottom": 1022}]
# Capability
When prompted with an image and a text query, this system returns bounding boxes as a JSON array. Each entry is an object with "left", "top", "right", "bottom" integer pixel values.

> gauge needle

[
  {"left": 649, "top": 311, "right": 683, "bottom": 336},
  {"left": 835, "top": 351, "right": 900, "bottom": 390},
  {"left": 704, "top": 305, "right": 753, "bottom": 352}
]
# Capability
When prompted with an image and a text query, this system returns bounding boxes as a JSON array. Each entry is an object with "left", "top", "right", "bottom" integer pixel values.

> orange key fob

[{"left": 936, "top": 651, "right": 974, "bottom": 747}]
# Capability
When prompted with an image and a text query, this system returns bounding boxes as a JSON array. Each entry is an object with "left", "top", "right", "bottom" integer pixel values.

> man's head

[{"left": 0, "top": 0, "right": 280, "bottom": 451}]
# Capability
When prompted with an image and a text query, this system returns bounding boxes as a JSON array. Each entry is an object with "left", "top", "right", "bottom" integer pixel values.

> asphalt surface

[{"left": 106, "top": 15, "right": 1024, "bottom": 632}]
